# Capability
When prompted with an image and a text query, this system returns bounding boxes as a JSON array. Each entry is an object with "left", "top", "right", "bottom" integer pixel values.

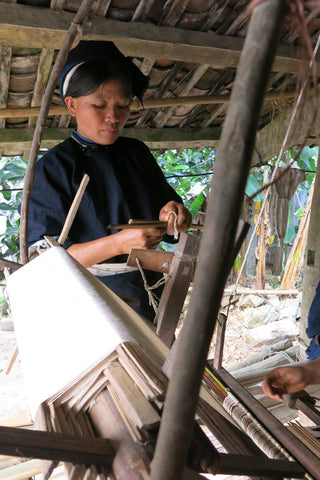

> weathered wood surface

[
  {"left": 155, "top": 232, "right": 200, "bottom": 347},
  {"left": 90, "top": 390, "right": 152, "bottom": 480},
  {"left": 0, "top": 90, "right": 296, "bottom": 119},
  {"left": 104, "top": 364, "right": 161, "bottom": 431},
  {"left": 0, "top": 426, "right": 114, "bottom": 466},
  {"left": 0, "top": 3, "right": 310, "bottom": 75},
  {"left": 127, "top": 249, "right": 173, "bottom": 274}
]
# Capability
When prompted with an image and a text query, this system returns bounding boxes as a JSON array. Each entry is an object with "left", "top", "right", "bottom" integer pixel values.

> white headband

[{"left": 62, "top": 62, "right": 84, "bottom": 98}]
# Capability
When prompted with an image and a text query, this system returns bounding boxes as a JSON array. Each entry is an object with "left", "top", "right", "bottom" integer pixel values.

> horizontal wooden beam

[
  {"left": 0, "top": 3, "right": 317, "bottom": 75},
  {"left": 0, "top": 425, "right": 113, "bottom": 466},
  {"left": 1, "top": 121, "right": 315, "bottom": 160},
  {"left": 0, "top": 91, "right": 296, "bottom": 119},
  {"left": 0, "top": 127, "right": 221, "bottom": 155}
]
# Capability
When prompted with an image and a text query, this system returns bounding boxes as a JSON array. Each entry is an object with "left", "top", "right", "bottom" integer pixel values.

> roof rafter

[{"left": 0, "top": 2, "right": 317, "bottom": 75}]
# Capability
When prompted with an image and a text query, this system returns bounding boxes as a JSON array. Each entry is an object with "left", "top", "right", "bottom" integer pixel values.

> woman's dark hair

[{"left": 64, "top": 60, "right": 133, "bottom": 100}]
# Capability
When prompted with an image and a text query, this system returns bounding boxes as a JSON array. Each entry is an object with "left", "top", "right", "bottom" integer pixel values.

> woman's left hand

[{"left": 159, "top": 201, "right": 192, "bottom": 236}]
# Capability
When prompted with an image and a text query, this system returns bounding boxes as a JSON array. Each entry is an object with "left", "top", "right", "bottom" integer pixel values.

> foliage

[
  {"left": 153, "top": 148, "right": 216, "bottom": 216},
  {"left": 285, "top": 146, "right": 318, "bottom": 244},
  {"left": 0, "top": 156, "right": 26, "bottom": 262},
  {"left": 245, "top": 169, "right": 264, "bottom": 202}
]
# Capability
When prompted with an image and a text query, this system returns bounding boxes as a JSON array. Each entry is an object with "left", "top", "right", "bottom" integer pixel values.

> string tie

[
  {"left": 167, "top": 211, "right": 179, "bottom": 240},
  {"left": 135, "top": 257, "right": 167, "bottom": 320}
]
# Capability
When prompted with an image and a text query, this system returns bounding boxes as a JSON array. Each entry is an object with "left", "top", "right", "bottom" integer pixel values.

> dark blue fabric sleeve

[{"left": 306, "top": 281, "right": 320, "bottom": 339}]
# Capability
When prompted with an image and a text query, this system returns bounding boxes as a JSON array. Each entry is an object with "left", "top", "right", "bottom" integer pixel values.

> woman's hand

[
  {"left": 262, "top": 358, "right": 320, "bottom": 402},
  {"left": 116, "top": 226, "right": 167, "bottom": 254},
  {"left": 67, "top": 226, "right": 166, "bottom": 267},
  {"left": 262, "top": 365, "right": 308, "bottom": 402},
  {"left": 159, "top": 201, "right": 192, "bottom": 236}
]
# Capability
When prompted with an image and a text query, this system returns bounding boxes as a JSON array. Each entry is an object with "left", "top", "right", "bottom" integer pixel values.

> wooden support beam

[
  {"left": 0, "top": 127, "right": 221, "bottom": 155},
  {"left": 155, "top": 233, "right": 200, "bottom": 348},
  {"left": 150, "top": 2, "right": 288, "bottom": 480},
  {"left": 0, "top": 3, "right": 317, "bottom": 75},
  {"left": 0, "top": 259, "right": 22, "bottom": 273},
  {"left": 0, "top": 91, "right": 296, "bottom": 119},
  {"left": 209, "top": 453, "right": 305, "bottom": 478},
  {"left": 0, "top": 426, "right": 114, "bottom": 466}
]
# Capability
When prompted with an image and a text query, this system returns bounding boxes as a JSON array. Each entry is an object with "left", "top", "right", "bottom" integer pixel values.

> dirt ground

[{"left": 0, "top": 326, "right": 29, "bottom": 418}]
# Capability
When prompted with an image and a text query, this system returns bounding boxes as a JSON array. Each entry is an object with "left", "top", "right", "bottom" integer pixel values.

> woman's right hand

[
  {"left": 116, "top": 226, "right": 167, "bottom": 255},
  {"left": 67, "top": 226, "right": 166, "bottom": 268}
]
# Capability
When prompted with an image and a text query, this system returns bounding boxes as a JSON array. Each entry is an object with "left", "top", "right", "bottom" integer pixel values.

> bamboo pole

[
  {"left": 58, "top": 173, "right": 90, "bottom": 246},
  {"left": 19, "top": 0, "right": 97, "bottom": 264},
  {"left": 150, "top": 2, "right": 288, "bottom": 480}
]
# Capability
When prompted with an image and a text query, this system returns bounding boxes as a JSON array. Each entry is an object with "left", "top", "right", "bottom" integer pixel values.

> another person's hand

[
  {"left": 159, "top": 201, "right": 192, "bottom": 236},
  {"left": 117, "top": 226, "right": 167, "bottom": 254},
  {"left": 262, "top": 366, "right": 308, "bottom": 402}
]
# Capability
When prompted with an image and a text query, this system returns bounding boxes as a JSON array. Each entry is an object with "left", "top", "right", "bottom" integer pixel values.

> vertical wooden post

[
  {"left": 151, "top": 2, "right": 287, "bottom": 480},
  {"left": 155, "top": 233, "right": 200, "bottom": 347}
]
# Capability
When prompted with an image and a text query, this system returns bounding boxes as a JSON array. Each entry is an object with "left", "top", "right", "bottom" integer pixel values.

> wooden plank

[
  {"left": 1, "top": 89, "right": 295, "bottom": 118},
  {"left": 0, "top": 127, "right": 221, "bottom": 156},
  {"left": 0, "top": 4, "right": 315, "bottom": 75},
  {"left": 0, "top": 259, "right": 22, "bottom": 272},
  {"left": 155, "top": 232, "right": 200, "bottom": 347},
  {"left": 212, "top": 453, "right": 305, "bottom": 477},
  {"left": 127, "top": 249, "right": 173, "bottom": 274},
  {"left": 104, "top": 364, "right": 161, "bottom": 431},
  {"left": 0, "top": 414, "right": 32, "bottom": 428},
  {"left": 0, "top": 44, "right": 11, "bottom": 129},
  {"left": 118, "top": 342, "right": 168, "bottom": 398},
  {"left": 0, "top": 426, "right": 114, "bottom": 466},
  {"left": 28, "top": 48, "right": 55, "bottom": 128},
  {"left": 34, "top": 402, "right": 59, "bottom": 480}
]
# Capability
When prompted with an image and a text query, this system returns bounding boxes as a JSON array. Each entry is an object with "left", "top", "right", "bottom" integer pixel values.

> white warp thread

[
  {"left": 167, "top": 210, "right": 179, "bottom": 240},
  {"left": 223, "top": 392, "right": 292, "bottom": 461}
]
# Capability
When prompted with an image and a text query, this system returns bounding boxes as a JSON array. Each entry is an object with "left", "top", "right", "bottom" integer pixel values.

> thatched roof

[{"left": 1, "top": 0, "right": 320, "bottom": 160}]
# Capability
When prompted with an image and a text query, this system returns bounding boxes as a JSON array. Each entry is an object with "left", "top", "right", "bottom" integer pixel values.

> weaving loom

[
  {"left": 4, "top": 243, "right": 320, "bottom": 480},
  {"left": 4, "top": 1, "right": 320, "bottom": 478}
]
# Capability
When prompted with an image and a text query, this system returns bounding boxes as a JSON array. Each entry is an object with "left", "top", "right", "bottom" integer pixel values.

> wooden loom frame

[{"left": 2, "top": 1, "right": 320, "bottom": 480}]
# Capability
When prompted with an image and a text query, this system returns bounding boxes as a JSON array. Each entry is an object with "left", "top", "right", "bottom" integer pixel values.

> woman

[{"left": 27, "top": 40, "right": 192, "bottom": 321}]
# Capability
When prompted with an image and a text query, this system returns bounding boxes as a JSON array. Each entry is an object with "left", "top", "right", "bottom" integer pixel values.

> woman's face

[{"left": 65, "top": 78, "right": 131, "bottom": 145}]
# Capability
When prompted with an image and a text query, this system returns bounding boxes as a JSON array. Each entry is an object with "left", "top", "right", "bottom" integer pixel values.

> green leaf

[
  {"left": 0, "top": 202, "right": 16, "bottom": 211},
  {"left": 245, "top": 174, "right": 264, "bottom": 201},
  {"left": 190, "top": 192, "right": 205, "bottom": 216},
  {"left": 284, "top": 224, "right": 296, "bottom": 244}
]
